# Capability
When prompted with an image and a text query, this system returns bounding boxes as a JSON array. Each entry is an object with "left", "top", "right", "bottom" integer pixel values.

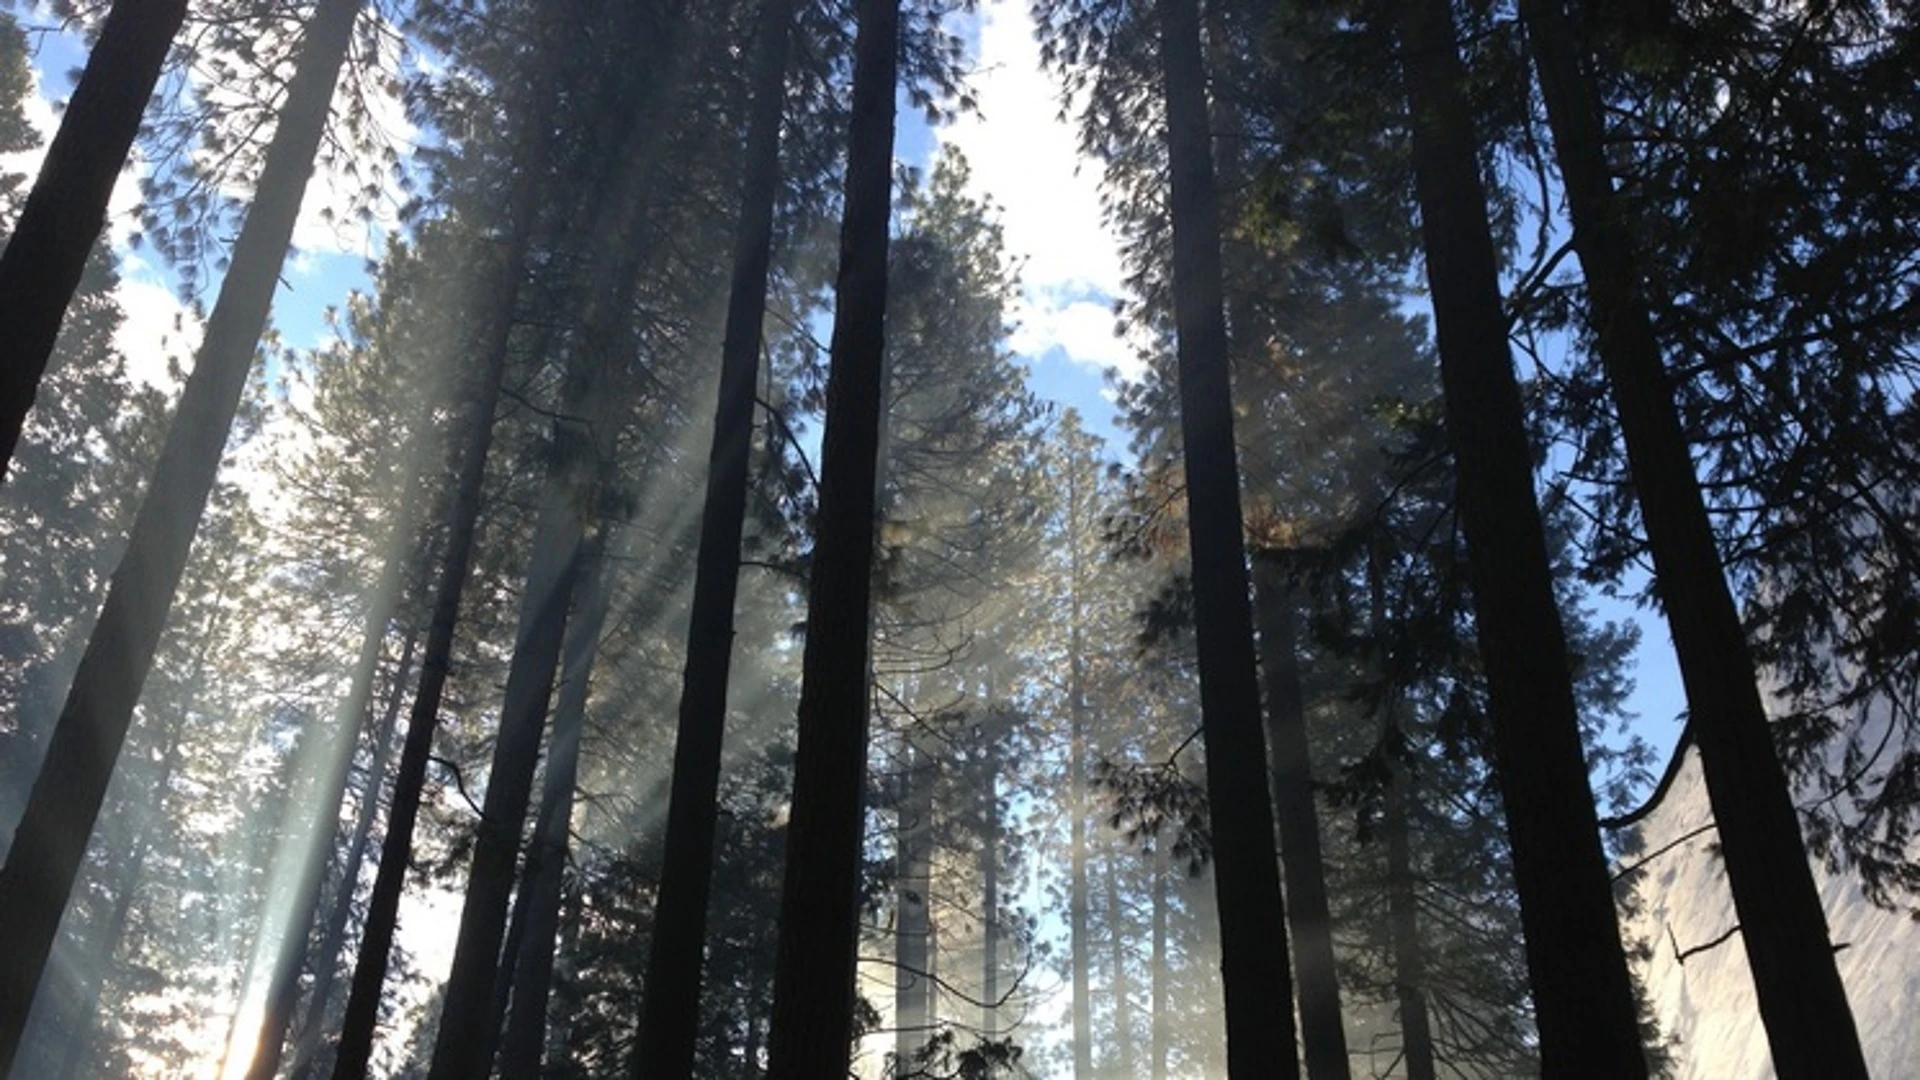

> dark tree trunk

[
  {"left": 892, "top": 740, "right": 936, "bottom": 1076},
  {"left": 1381, "top": 744, "right": 1435, "bottom": 1080},
  {"left": 1518, "top": 3, "right": 1866, "bottom": 1073},
  {"left": 0, "top": 0, "right": 362, "bottom": 1067},
  {"left": 0, "top": 0, "right": 186, "bottom": 478},
  {"left": 1153, "top": 0, "right": 1300, "bottom": 1074},
  {"left": 634, "top": 1, "right": 792, "bottom": 1073},
  {"left": 245, "top": 451, "right": 428, "bottom": 1080},
  {"left": 1369, "top": 547, "right": 1435, "bottom": 1080},
  {"left": 329, "top": 167, "right": 538, "bottom": 1080},
  {"left": 761, "top": 0, "right": 898, "bottom": 1073},
  {"left": 426, "top": 346, "right": 605, "bottom": 1080},
  {"left": 978, "top": 740, "right": 1000, "bottom": 1037},
  {"left": 1393, "top": 0, "right": 1647, "bottom": 1071},
  {"left": 1251, "top": 554, "right": 1348, "bottom": 1080},
  {"left": 287, "top": 628, "right": 419, "bottom": 1080},
  {"left": 496, "top": 531, "right": 613, "bottom": 1078}
]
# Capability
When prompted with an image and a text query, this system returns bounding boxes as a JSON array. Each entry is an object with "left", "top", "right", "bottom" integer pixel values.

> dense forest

[{"left": 0, "top": 0, "right": 1914, "bottom": 1076}]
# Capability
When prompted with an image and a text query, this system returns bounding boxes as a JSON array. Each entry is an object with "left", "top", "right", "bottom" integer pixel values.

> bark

[
  {"left": 892, "top": 740, "right": 936, "bottom": 1076},
  {"left": 634, "top": 1, "right": 791, "bottom": 1072},
  {"left": 426, "top": 351, "right": 601, "bottom": 1080},
  {"left": 762, "top": 0, "right": 898, "bottom": 1073},
  {"left": 1067, "top": 455, "right": 1093, "bottom": 1080},
  {"left": 1393, "top": 0, "right": 1646, "bottom": 1071},
  {"left": 1149, "top": 842, "right": 1169, "bottom": 1080},
  {"left": 979, "top": 741, "right": 1000, "bottom": 1038},
  {"left": 287, "top": 630, "right": 419, "bottom": 1080},
  {"left": 1251, "top": 555, "right": 1348, "bottom": 1079},
  {"left": 328, "top": 164, "right": 537, "bottom": 1080},
  {"left": 0, "top": 0, "right": 361, "bottom": 1067},
  {"left": 496, "top": 532, "right": 613, "bottom": 1078},
  {"left": 1369, "top": 545, "right": 1434, "bottom": 1080},
  {"left": 1518, "top": 2, "right": 1866, "bottom": 1073},
  {"left": 245, "top": 445, "right": 429, "bottom": 1080},
  {"left": 1102, "top": 846, "right": 1136, "bottom": 1077},
  {"left": 0, "top": 0, "right": 187, "bottom": 478},
  {"left": 1154, "top": 0, "right": 1300, "bottom": 1074},
  {"left": 1382, "top": 746, "right": 1435, "bottom": 1080}
]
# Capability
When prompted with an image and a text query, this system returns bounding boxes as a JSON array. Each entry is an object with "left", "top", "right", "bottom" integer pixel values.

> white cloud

[
  {"left": 939, "top": 0, "right": 1147, "bottom": 383},
  {"left": 112, "top": 263, "right": 203, "bottom": 393}
]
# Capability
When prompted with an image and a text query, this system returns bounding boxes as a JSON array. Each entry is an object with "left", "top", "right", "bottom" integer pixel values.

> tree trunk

[
  {"left": 1067, "top": 452, "right": 1094, "bottom": 1080},
  {"left": 1370, "top": 545, "right": 1435, "bottom": 1080},
  {"left": 762, "top": 0, "right": 898, "bottom": 1073},
  {"left": 1393, "top": 0, "right": 1646, "bottom": 1071},
  {"left": 287, "top": 628, "right": 419, "bottom": 1080},
  {"left": 1153, "top": 0, "right": 1300, "bottom": 1074},
  {"left": 1103, "top": 845, "right": 1136, "bottom": 1078},
  {"left": 892, "top": 739, "right": 936, "bottom": 1076},
  {"left": 979, "top": 739, "right": 999, "bottom": 1038},
  {"left": 1382, "top": 742, "right": 1435, "bottom": 1080},
  {"left": 245, "top": 444, "right": 429, "bottom": 1080},
  {"left": 426, "top": 348, "right": 604, "bottom": 1080},
  {"left": 1251, "top": 554, "right": 1348, "bottom": 1079},
  {"left": 1518, "top": 3, "right": 1866, "bottom": 1073},
  {"left": 0, "top": 0, "right": 362, "bottom": 1067},
  {"left": 496, "top": 530, "right": 613, "bottom": 1078},
  {"left": 635, "top": 1, "right": 792, "bottom": 1073},
  {"left": 0, "top": 0, "right": 187, "bottom": 478},
  {"left": 1150, "top": 841, "right": 1168, "bottom": 1080},
  {"left": 328, "top": 156, "right": 539, "bottom": 1080}
]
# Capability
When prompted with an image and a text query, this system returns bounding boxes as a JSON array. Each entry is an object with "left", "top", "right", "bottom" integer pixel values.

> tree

[
  {"left": 635, "top": 2, "right": 792, "bottom": 1072},
  {"left": 1392, "top": 0, "right": 1646, "bottom": 1070},
  {"left": 1152, "top": 0, "right": 1299, "bottom": 1073},
  {"left": 0, "top": 0, "right": 365, "bottom": 1066},
  {"left": 1519, "top": 2, "right": 1867, "bottom": 1070},
  {"left": 763, "top": 0, "right": 898, "bottom": 1071},
  {"left": 0, "top": 0, "right": 187, "bottom": 479}
]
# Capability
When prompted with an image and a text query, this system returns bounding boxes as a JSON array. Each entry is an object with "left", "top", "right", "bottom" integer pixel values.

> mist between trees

[{"left": 0, "top": 0, "right": 1915, "bottom": 1077}]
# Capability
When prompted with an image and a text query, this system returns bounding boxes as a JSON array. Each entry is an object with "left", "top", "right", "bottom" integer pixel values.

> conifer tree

[{"left": 0, "top": 0, "right": 365, "bottom": 1066}]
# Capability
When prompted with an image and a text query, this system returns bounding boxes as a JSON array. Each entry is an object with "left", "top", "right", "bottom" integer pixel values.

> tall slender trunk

[
  {"left": 329, "top": 165, "right": 538, "bottom": 1080},
  {"left": 496, "top": 531, "right": 613, "bottom": 1078},
  {"left": 892, "top": 740, "right": 936, "bottom": 1076},
  {"left": 1381, "top": 745, "right": 1435, "bottom": 1080},
  {"left": 245, "top": 444, "right": 430, "bottom": 1080},
  {"left": 0, "top": 0, "right": 187, "bottom": 477},
  {"left": 0, "top": 0, "right": 362, "bottom": 1066},
  {"left": 1369, "top": 547, "right": 1434, "bottom": 1080},
  {"left": 1518, "top": 3, "right": 1865, "bottom": 1073},
  {"left": 635, "top": 1, "right": 792, "bottom": 1072},
  {"left": 1149, "top": 841, "right": 1168, "bottom": 1080},
  {"left": 1066, "top": 452, "right": 1094, "bottom": 1080},
  {"left": 1251, "top": 554, "right": 1348, "bottom": 1079},
  {"left": 1154, "top": 0, "right": 1299, "bottom": 1074},
  {"left": 1103, "top": 845, "right": 1136, "bottom": 1078},
  {"left": 427, "top": 353, "right": 602, "bottom": 1080},
  {"left": 979, "top": 739, "right": 999, "bottom": 1038},
  {"left": 762, "top": 1, "right": 898, "bottom": 1073},
  {"left": 1394, "top": 0, "right": 1646, "bottom": 1071},
  {"left": 287, "top": 629, "right": 419, "bottom": 1080}
]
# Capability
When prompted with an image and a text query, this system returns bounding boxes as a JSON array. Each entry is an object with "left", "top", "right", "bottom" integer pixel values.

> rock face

[{"left": 1620, "top": 741, "right": 1919, "bottom": 1078}]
